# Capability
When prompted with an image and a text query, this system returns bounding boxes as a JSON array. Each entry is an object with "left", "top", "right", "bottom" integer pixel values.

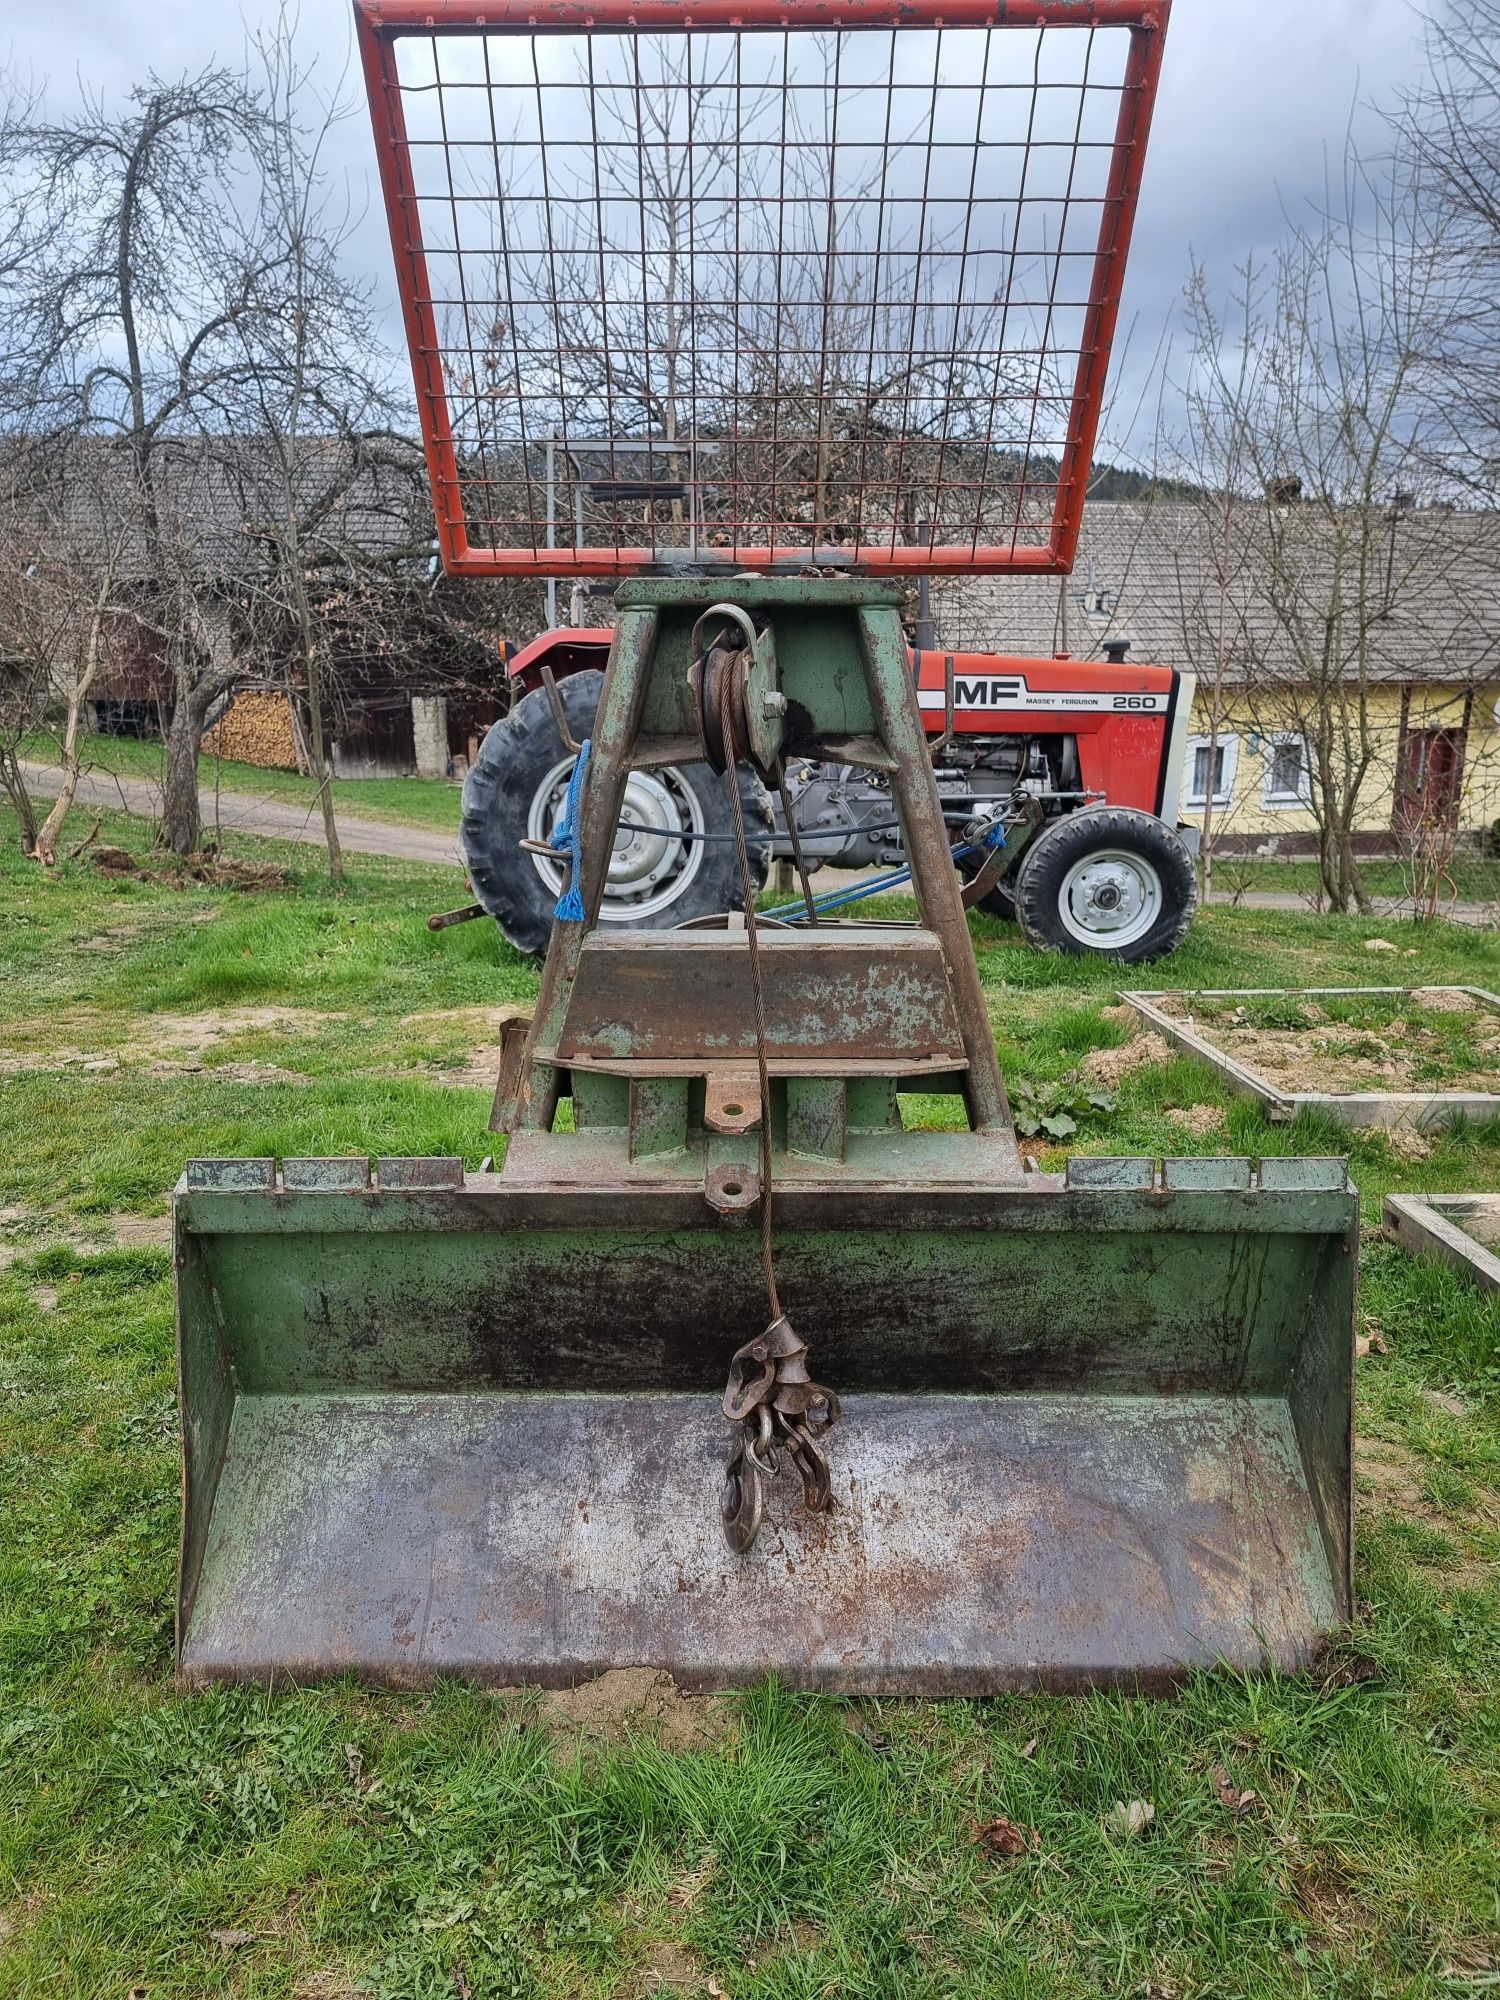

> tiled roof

[
  {"left": 931, "top": 500, "right": 1500, "bottom": 686},
  {"left": 6, "top": 433, "right": 433, "bottom": 577}
]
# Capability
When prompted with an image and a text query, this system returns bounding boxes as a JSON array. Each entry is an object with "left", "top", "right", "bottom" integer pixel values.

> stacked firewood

[{"left": 204, "top": 692, "right": 300, "bottom": 771}]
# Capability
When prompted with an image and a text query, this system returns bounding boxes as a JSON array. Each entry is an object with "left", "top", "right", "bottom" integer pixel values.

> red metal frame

[
  {"left": 355, "top": 0, "right": 1170, "bottom": 579},
  {"left": 509, "top": 625, "right": 1177, "bottom": 812}
]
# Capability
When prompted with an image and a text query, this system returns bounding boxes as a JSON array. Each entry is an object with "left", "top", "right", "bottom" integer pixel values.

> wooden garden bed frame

[
  {"left": 1383, "top": 1193, "right": 1500, "bottom": 1294},
  {"left": 1122, "top": 986, "right": 1500, "bottom": 1131}
]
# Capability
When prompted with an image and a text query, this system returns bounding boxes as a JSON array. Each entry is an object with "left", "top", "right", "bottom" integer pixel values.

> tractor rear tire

[
  {"left": 1013, "top": 807, "right": 1196, "bottom": 963},
  {"left": 461, "top": 669, "right": 773, "bottom": 956},
  {"left": 976, "top": 880, "right": 1017, "bottom": 921},
  {"left": 958, "top": 860, "right": 1017, "bottom": 921}
]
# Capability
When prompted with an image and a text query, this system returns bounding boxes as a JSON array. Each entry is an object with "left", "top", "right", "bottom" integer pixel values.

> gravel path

[{"left": 21, "top": 760, "right": 463, "bottom": 868}]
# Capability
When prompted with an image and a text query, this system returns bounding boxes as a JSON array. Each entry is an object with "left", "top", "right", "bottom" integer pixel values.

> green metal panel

[
  {"left": 628, "top": 1077, "right": 690, "bottom": 1159},
  {"left": 616, "top": 576, "right": 897, "bottom": 751},
  {"left": 570, "top": 1070, "right": 630, "bottom": 1130},
  {"left": 173, "top": 1169, "right": 1357, "bottom": 1692},
  {"left": 786, "top": 1078, "right": 847, "bottom": 1160}
]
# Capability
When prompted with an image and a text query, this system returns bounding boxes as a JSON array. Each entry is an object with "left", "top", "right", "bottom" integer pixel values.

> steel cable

[{"left": 718, "top": 656, "right": 781, "bottom": 1321}]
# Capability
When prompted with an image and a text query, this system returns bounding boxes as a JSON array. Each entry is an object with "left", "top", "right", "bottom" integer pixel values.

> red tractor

[{"left": 460, "top": 625, "right": 1199, "bottom": 962}]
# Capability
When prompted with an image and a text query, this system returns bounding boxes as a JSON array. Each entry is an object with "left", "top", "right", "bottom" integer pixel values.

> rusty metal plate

[
  {"left": 703, "top": 1072, "right": 762, "bottom": 1136},
  {"left": 553, "top": 930, "right": 966, "bottom": 1069},
  {"left": 178, "top": 1388, "right": 1335, "bottom": 1694}
]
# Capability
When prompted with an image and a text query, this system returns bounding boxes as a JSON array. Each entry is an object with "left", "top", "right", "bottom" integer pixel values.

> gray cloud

[{"left": 7, "top": 0, "right": 1437, "bottom": 465}]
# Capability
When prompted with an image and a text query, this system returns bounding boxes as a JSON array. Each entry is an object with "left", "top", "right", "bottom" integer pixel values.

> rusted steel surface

[
  {"left": 178, "top": 1388, "right": 1332, "bottom": 1694},
  {"left": 513, "top": 605, "right": 659, "bottom": 1135},
  {"left": 487, "top": 1006, "right": 534, "bottom": 1134},
  {"left": 361, "top": 2, "right": 1169, "bottom": 25},
  {"left": 554, "top": 931, "right": 967, "bottom": 1069},
  {"left": 174, "top": 1167, "right": 1356, "bottom": 1690},
  {"left": 703, "top": 1071, "right": 763, "bottom": 1136},
  {"left": 856, "top": 604, "right": 1013, "bottom": 1135},
  {"left": 720, "top": 1314, "right": 841, "bottom": 1554}
]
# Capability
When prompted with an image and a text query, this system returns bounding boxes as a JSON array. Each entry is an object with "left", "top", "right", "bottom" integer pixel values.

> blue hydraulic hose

[{"left": 766, "top": 841, "right": 981, "bottom": 924}]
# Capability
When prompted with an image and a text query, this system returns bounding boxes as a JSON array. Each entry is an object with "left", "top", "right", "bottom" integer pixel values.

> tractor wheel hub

[
  {"left": 528, "top": 757, "right": 706, "bottom": 919},
  {"left": 1058, "top": 849, "right": 1162, "bottom": 947}
]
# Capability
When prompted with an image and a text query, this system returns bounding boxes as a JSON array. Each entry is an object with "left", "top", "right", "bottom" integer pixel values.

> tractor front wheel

[
  {"left": 461, "top": 669, "right": 772, "bottom": 955},
  {"left": 1013, "top": 807, "right": 1196, "bottom": 963}
]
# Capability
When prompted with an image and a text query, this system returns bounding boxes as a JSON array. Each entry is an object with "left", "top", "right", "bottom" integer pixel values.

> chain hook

[{"left": 719, "top": 1313, "right": 840, "bottom": 1552}]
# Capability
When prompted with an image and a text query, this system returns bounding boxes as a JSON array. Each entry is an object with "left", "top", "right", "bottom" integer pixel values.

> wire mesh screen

[{"left": 358, "top": 0, "right": 1168, "bottom": 577}]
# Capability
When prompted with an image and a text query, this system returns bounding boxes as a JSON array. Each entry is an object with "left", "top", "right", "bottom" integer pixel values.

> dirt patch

[
  {"left": 1099, "top": 1003, "right": 1140, "bottom": 1032},
  {"left": 98, "top": 1215, "right": 171, "bottom": 1250},
  {"left": 1356, "top": 1434, "right": 1493, "bottom": 1589},
  {"left": 1385, "top": 1124, "right": 1434, "bottom": 1162},
  {"left": 1421, "top": 1387, "right": 1468, "bottom": 1420},
  {"left": 150, "top": 1058, "right": 310, "bottom": 1084},
  {"left": 1154, "top": 990, "right": 1500, "bottom": 1096},
  {"left": 399, "top": 1006, "right": 503, "bottom": 1038},
  {"left": 1080, "top": 1031, "right": 1173, "bottom": 1089},
  {"left": 1412, "top": 986, "right": 1480, "bottom": 1014},
  {"left": 1, "top": 1007, "right": 342, "bottom": 1081},
  {"left": 75, "top": 922, "right": 145, "bottom": 954},
  {"left": 538, "top": 1668, "right": 734, "bottom": 1757},
  {"left": 1356, "top": 1436, "right": 1429, "bottom": 1518},
  {"left": 151, "top": 1006, "right": 345, "bottom": 1052},
  {"left": 0, "top": 1892, "right": 46, "bottom": 1948},
  {"left": 92, "top": 844, "right": 291, "bottom": 891},
  {"left": 291, "top": 1976, "right": 360, "bottom": 2000},
  {"left": 1165, "top": 1103, "right": 1227, "bottom": 1140},
  {"left": 666, "top": 1858, "right": 716, "bottom": 1913},
  {"left": 639, "top": 1940, "right": 709, "bottom": 1993},
  {"left": 393, "top": 1007, "right": 505, "bottom": 1092},
  {"left": 790, "top": 1918, "right": 823, "bottom": 1955},
  {"left": 417, "top": 1056, "right": 501, "bottom": 1092},
  {"left": 0, "top": 1209, "right": 172, "bottom": 1270}
]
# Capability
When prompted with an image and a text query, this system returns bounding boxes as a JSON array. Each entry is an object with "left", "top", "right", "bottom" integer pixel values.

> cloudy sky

[{"left": 6, "top": 0, "right": 1438, "bottom": 463}]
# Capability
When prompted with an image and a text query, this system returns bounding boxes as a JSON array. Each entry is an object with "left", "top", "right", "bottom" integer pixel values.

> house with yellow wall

[{"left": 938, "top": 500, "right": 1500, "bottom": 855}]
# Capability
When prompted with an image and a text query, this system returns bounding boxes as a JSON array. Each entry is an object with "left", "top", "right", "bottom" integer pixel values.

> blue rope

[{"left": 551, "top": 737, "right": 592, "bottom": 921}]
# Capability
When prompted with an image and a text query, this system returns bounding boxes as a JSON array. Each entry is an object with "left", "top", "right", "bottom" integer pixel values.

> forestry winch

[{"left": 168, "top": 0, "right": 1358, "bottom": 1692}]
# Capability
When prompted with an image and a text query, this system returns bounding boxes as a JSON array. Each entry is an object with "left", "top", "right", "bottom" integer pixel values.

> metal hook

[
  {"left": 690, "top": 601, "right": 760, "bottom": 664},
  {"left": 539, "top": 662, "right": 581, "bottom": 753}
]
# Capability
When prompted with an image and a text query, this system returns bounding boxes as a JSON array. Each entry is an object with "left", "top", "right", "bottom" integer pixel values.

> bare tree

[
  {"left": 1403, "top": 0, "right": 1500, "bottom": 502},
  {"left": 1175, "top": 144, "right": 1465, "bottom": 913},
  {"left": 0, "top": 442, "right": 136, "bottom": 861},
  {"left": 209, "top": 15, "right": 418, "bottom": 885},
  {"left": 0, "top": 485, "right": 52, "bottom": 854},
  {"left": 0, "top": 66, "right": 289, "bottom": 855}
]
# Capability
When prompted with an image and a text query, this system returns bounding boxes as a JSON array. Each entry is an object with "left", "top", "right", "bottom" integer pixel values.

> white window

[
  {"left": 1261, "top": 732, "right": 1313, "bottom": 809},
  {"left": 1184, "top": 734, "right": 1239, "bottom": 809}
]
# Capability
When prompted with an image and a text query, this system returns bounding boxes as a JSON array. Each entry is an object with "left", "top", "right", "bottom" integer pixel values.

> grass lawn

[
  {"left": 1, "top": 807, "right": 1497, "bottom": 1999},
  {"left": 1207, "top": 853, "right": 1500, "bottom": 908}
]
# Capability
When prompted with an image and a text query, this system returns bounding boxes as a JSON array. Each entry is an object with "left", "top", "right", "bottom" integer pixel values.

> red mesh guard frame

[{"left": 355, "top": 0, "right": 1169, "bottom": 578}]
